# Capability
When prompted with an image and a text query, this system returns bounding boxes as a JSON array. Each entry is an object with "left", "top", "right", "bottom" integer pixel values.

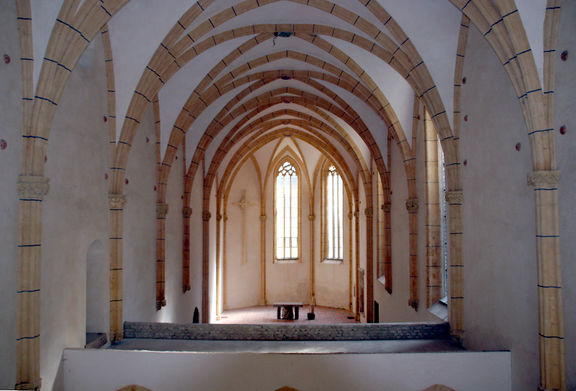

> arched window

[
  {"left": 324, "top": 165, "right": 343, "bottom": 260},
  {"left": 275, "top": 161, "right": 299, "bottom": 260}
]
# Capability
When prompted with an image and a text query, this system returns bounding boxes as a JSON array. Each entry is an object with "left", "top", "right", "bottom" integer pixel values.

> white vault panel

[
  {"left": 108, "top": 0, "right": 192, "bottom": 141},
  {"left": 377, "top": 0, "right": 461, "bottom": 129},
  {"left": 158, "top": 36, "right": 255, "bottom": 156},
  {"left": 323, "top": 36, "right": 414, "bottom": 148}
]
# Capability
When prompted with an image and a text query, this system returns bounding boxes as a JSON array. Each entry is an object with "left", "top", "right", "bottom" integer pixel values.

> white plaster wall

[
  {"left": 224, "top": 160, "right": 262, "bottom": 309},
  {"left": 0, "top": 2, "right": 23, "bottom": 387},
  {"left": 555, "top": 2, "right": 576, "bottom": 388},
  {"left": 460, "top": 26, "right": 539, "bottom": 391},
  {"left": 61, "top": 348, "right": 511, "bottom": 391},
  {"left": 123, "top": 105, "right": 159, "bottom": 323},
  {"left": 42, "top": 35, "right": 110, "bottom": 391},
  {"left": 86, "top": 240, "right": 108, "bottom": 334},
  {"left": 373, "top": 142, "right": 437, "bottom": 323},
  {"left": 159, "top": 145, "right": 196, "bottom": 324}
]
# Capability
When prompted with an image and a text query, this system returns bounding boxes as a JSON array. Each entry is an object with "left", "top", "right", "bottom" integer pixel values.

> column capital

[
  {"left": 156, "top": 203, "right": 169, "bottom": 219},
  {"left": 445, "top": 190, "right": 463, "bottom": 204},
  {"left": 182, "top": 206, "right": 193, "bottom": 218},
  {"left": 405, "top": 198, "right": 419, "bottom": 212},
  {"left": 108, "top": 193, "right": 127, "bottom": 209},
  {"left": 17, "top": 175, "right": 49, "bottom": 199},
  {"left": 527, "top": 170, "right": 560, "bottom": 188}
]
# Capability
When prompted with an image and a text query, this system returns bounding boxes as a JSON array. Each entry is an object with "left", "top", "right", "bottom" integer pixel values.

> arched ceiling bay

[{"left": 27, "top": 0, "right": 548, "bottom": 179}]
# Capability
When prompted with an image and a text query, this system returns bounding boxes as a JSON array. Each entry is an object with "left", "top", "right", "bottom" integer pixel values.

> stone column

[
  {"left": 156, "top": 203, "right": 168, "bottom": 310},
  {"left": 445, "top": 190, "right": 463, "bottom": 340},
  {"left": 201, "top": 209, "right": 211, "bottom": 323},
  {"left": 109, "top": 193, "right": 126, "bottom": 344},
  {"left": 182, "top": 206, "right": 192, "bottom": 292},
  {"left": 215, "top": 213, "right": 222, "bottom": 320},
  {"left": 382, "top": 202, "right": 392, "bottom": 294},
  {"left": 528, "top": 170, "right": 565, "bottom": 391},
  {"left": 308, "top": 214, "right": 316, "bottom": 305},
  {"left": 16, "top": 176, "right": 49, "bottom": 390},
  {"left": 405, "top": 197, "right": 419, "bottom": 310},
  {"left": 364, "top": 205, "right": 374, "bottom": 322},
  {"left": 259, "top": 214, "right": 267, "bottom": 305}
]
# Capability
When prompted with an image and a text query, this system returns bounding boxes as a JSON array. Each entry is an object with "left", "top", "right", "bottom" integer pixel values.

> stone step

[{"left": 123, "top": 321, "right": 451, "bottom": 341}]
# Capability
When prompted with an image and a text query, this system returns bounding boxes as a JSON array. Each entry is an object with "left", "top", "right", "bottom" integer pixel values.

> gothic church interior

[{"left": 0, "top": 0, "right": 574, "bottom": 390}]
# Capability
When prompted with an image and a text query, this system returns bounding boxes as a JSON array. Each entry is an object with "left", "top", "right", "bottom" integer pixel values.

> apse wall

[
  {"left": 0, "top": 3, "right": 23, "bottom": 387},
  {"left": 460, "top": 26, "right": 539, "bottom": 391},
  {"left": 224, "top": 159, "right": 262, "bottom": 310},
  {"left": 41, "top": 34, "right": 110, "bottom": 391},
  {"left": 555, "top": 1, "right": 576, "bottom": 387},
  {"left": 222, "top": 140, "right": 353, "bottom": 313}
]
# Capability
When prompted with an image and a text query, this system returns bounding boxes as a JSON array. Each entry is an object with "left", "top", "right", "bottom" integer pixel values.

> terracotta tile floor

[{"left": 215, "top": 305, "right": 358, "bottom": 324}]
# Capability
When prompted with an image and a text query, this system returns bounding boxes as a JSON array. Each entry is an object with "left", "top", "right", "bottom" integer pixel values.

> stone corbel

[
  {"left": 445, "top": 190, "right": 463, "bottom": 204},
  {"left": 527, "top": 170, "right": 560, "bottom": 188},
  {"left": 182, "top": 206, "right": 193, "bottom": 218},
  {"left": 405, "top": 198, "right": 419, "bottom": 213},
  {"left": 156, "top": 203, "right": 169, "bottom": 219},
  {"left": 17, "top": 175, "right": 50, "bottom": 199},
  {"left": 109, "top": 193, "right": 127, "bottom": 209}
]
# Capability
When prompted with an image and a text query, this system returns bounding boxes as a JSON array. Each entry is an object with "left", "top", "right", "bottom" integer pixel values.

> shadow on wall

[
  {"left": 86, "top": 240, "right": 107, "bottom": 336},
  {"left": 423, "top": 385, "right": 456, "bottom": 391},
  {"left": 117, "top": 385, "right": 152, "bottom": 391}
]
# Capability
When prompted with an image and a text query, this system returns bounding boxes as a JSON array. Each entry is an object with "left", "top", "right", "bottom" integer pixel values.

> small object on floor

[
  {"left": 347, "top": 316, "right": 355, "bottom": 320},
  {"left": 307, "top": 312, "right": 315, "bottom": 320},
  {"left": 193, "top": 307, "right": 200, "bottom": 323}
]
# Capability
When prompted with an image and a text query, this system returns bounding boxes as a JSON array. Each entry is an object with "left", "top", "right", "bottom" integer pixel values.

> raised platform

[{"left": 123, "top": 321, "right": 451, "bottom": 341}]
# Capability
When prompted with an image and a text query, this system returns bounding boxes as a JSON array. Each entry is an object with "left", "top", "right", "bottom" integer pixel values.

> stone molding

[
  {"left": 109, "top": 194, "right": 127, "bottom": 209},
  {"left": 202, "top": 210, "right": 211, "bottom": 221},
  {"left": 260, "top": 214, "right": 266, "bottom": 221},
  {"left": 405, "top": 198, "right": 419, "bottom": 212},
  {"left": 17, "top": 175, "right": 49, "bottom": 199},
  {"left": 527, "top": 170, "right": 560, "bottom": 188},
  {"left": 445, "top": 190, "right": 463, "bottom": 204},
  {"left": 382, "top": 203, "right": 392, "bottom": 213},
  {"left": 216, "top": 214, "right": 223, "bottom": 221},
  {"left": 156, "top": 203, "right": 169, "bottom": 219},
  {"left": 182, "top": 206, "right": 193, "bottom": 218}
]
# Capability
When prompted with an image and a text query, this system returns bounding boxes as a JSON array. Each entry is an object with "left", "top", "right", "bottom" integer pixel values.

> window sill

[
  {"left": 322, "top": 258, "right": 343, "bottom": 264},
  {"left": 274, "top": 258, "right": 299, "bottom": 264}
]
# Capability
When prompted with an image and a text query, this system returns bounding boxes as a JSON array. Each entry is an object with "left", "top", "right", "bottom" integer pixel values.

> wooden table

[{"left": 273, "top": 303, "right": 304, "bottom": 320}]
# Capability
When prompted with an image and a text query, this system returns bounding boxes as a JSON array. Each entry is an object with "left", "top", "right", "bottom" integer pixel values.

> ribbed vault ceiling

[{"left": 29, "top": 0, "right": 546, "bottom": 180}]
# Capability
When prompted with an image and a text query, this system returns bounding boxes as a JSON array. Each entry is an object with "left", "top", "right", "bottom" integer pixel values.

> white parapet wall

[{"left": 59, "top": 349, "right": 510, "bottom": 391}]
